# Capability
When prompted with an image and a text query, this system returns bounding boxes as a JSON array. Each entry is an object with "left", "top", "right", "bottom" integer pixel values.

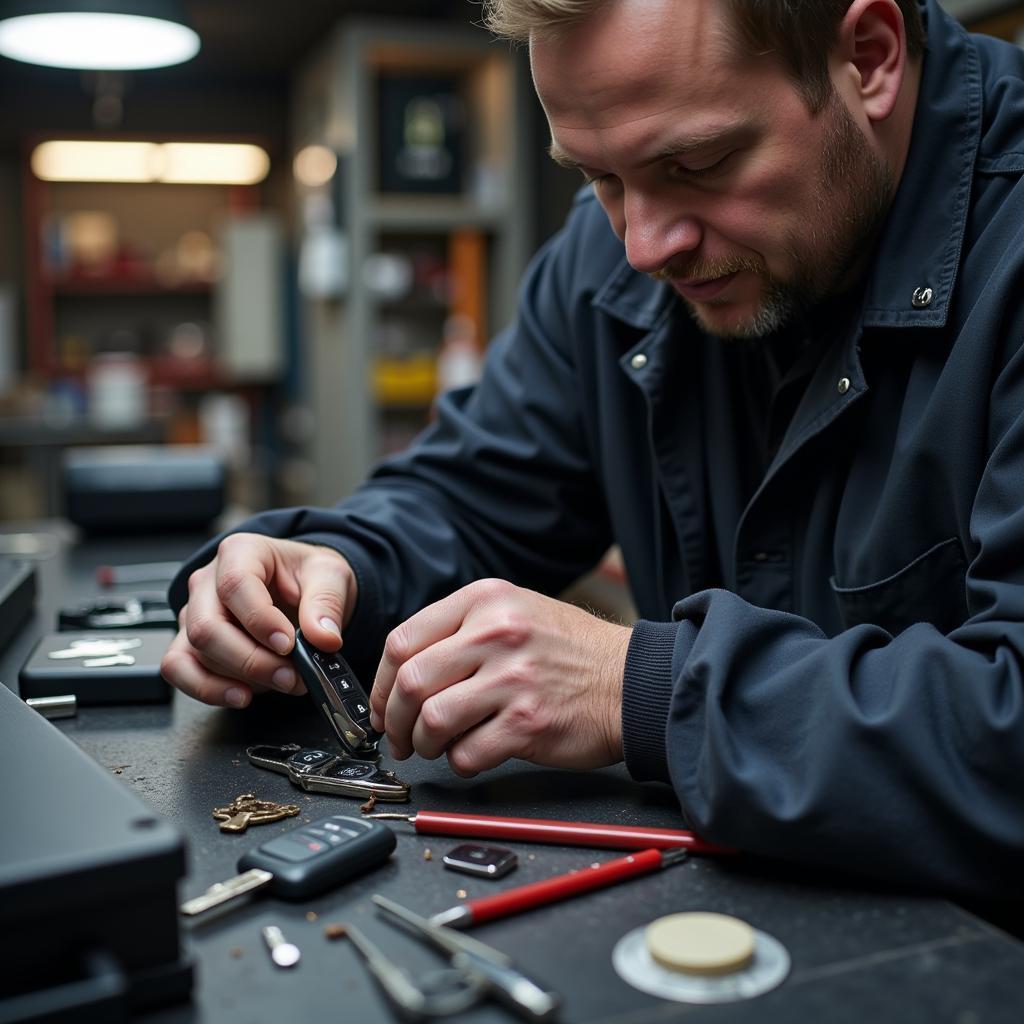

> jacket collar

[{"left": 592, "top": 0, "right": 980, "bottom": 334}]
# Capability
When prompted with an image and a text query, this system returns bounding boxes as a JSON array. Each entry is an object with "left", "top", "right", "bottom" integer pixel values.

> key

[
  {"left": 179, "top": 813, "right": 397, "bottom": 916},
  {"left": 212, "top": 794, "right": 301, "bottom": 833},
  {"left": 292, "top": 630, "right": 381, "bottom": 760}
]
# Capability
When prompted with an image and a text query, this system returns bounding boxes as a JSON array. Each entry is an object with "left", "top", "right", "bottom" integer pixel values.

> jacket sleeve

[
  {"left": 621, "top": 351, "right": 1024, "bottom": 901},
  {"left": 169, "top": 196, "right": 615, "bottom": 680}
]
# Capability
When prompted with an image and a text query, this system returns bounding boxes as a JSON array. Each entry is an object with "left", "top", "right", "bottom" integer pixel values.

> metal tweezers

[{"left": 341, "top": 894, "right": 560, "bottom": 1021}]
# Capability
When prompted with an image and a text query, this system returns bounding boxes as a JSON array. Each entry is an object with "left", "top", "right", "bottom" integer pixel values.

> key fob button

[
  {"left": 288, "top": 749, "right": 335, "bottom": 771},
  {"left": 342, "top": 695, "right": 371, "bottom": 721},
  {"left": 259, "top": 837, "right": 323, "bottom": 863},
  {"left": 330, "top": 675, "right": 355, "bottom": 692}
]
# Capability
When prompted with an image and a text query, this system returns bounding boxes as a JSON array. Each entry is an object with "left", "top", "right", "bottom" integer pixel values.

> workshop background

[{"left": 0, "top": 0, "right": 1017, "bottom": 526}]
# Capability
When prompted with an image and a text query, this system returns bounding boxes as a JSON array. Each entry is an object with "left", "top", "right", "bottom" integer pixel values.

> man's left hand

[{"left": 369, "top": 578, "right": 632, "bottom": 777}]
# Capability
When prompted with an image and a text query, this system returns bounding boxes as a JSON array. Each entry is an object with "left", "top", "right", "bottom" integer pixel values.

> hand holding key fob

[{"left": 292, "top": 629, "right": 380, "bottom": 760}]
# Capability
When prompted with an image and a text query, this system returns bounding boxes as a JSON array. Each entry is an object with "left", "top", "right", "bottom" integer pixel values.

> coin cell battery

[{"left": 612, "top": 911, "right": 790, "bottom": 1004}]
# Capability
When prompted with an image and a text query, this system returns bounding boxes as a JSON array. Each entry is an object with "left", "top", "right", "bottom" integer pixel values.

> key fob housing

[
  {"left": 238, "top": 813, "right": 397, "bottom": 899},
  {"left": 292, "top": 630, "right": 380, "bottom": 760},
  {"left": 247, "top": 743, "right": 411, "bottom": 802}
]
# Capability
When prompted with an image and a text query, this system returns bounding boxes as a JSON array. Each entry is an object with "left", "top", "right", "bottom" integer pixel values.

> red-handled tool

[
  {"left": 429, "top": 847, "right": 688, "bottom": 928},
  {"left": 363, "top": 810, "right": 734, "bottom": 855}
]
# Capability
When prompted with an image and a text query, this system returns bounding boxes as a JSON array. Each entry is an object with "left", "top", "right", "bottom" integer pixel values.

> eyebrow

[{"left": 548, "top": 122, "right": 746, "bottom": 172}]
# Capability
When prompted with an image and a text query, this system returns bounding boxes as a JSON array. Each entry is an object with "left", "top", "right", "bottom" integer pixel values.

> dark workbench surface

[{"left": 2, "top": 524, "right": 1023, "bottom": 1023}]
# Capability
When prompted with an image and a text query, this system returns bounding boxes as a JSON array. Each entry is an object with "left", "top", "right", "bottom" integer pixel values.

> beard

[{"left": 654, "top": 89, "right": 894, "bottom": 340}]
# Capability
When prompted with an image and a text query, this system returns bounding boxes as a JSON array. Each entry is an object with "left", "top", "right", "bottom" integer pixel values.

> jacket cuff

[{"left": 622, "top": 619, "right": 682, "bottom": 783}]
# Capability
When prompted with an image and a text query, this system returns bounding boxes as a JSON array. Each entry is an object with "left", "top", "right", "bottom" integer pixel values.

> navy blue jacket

[{"left": 172, "top": 2, "right": 1024, "bottom": 898}]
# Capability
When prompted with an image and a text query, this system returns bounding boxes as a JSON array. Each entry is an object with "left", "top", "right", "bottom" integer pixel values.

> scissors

[{"left": 340, "top": 894, "right": 560, "bottom": 1021}]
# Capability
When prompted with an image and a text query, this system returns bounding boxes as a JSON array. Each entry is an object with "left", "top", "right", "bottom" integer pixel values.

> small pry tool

[{"left": 371, "top": 894, "right": 561, "bottom": 1022}]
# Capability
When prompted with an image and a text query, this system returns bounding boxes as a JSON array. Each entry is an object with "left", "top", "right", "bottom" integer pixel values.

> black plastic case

[
  {"left": 18, "top": 629, "right": 175, "bottom": 704},
  {"left": 0, "top": 681, "right": 191, "bottom": 1020}
]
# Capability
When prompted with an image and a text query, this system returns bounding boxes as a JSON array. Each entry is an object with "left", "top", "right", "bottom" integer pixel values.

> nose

[{"left": 621, "top": 191, "right": 702, "bottom": 275}]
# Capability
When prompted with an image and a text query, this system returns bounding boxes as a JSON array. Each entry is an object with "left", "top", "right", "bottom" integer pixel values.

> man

[{"left": 164, "top": 0, "right": 1024, "bottom": 900}]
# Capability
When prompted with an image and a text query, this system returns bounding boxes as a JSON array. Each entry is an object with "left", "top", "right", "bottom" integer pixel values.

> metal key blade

[{"left": 180, "top": 868, "right": 273, "bottom": 916}]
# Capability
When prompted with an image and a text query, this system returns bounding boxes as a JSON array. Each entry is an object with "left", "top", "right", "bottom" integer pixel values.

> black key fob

[
  {"left": 247, "top": 743, "right": 411, "bottom": 802},
  {"left": 292, "top": 629, "right": 380, "bottom": 760}
]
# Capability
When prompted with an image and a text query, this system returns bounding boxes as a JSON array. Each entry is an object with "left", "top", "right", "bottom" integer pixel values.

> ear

[{"left": 833, "top": 0, "right": 906, "bottom": 123}]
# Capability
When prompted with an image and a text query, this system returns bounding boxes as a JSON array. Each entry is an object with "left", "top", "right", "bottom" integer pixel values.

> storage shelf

[
  {"left": 44, "top": 271, "right": 212, "bottom": 297},
  {"left": 368, "top": 196, "right": 506, "bottom": 232}
]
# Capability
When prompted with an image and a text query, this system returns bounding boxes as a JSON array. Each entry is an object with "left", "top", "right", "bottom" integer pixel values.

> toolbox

[{"left": 0, "top": 681, "right": 192, "bottom": 1023}]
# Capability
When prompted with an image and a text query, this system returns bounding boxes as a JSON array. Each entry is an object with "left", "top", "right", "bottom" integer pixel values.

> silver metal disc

[{"left": 612, "top": 923, "right": 790, "bottom": 1004}]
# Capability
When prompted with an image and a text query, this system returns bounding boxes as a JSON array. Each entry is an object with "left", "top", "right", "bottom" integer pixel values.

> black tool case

[{"left": 0, "top": 682, "right": 192, "bottom": 1023}]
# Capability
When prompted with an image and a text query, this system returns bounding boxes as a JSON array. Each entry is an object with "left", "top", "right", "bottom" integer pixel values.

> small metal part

[
  {"left": 262, "top": 925, "right": 301, "bottom": 968},
  {"left": 180, "top": 868, "right": 274, "bottom": 916},
  {"left": 612, "top": 923, "right": 790, "bottom": 1004},
  {"left": 47, "top": 637, "right": 142, "bottom": 659},
  {"left": 25, "top": 694, "right": 77, "bottom": 719},
  {"left": 212, "top": 794, "right": 301, "bottom": 833},
  {"left": 442, "top": 844, "right": 518, "bottom": 880}
]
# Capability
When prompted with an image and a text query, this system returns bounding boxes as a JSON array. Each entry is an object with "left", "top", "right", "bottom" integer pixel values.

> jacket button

[
  {"left": 837, "top": 377, "right": 851, "bottom": 395},
  {"left": 631, "top": 353, "right": 648, "bottom": 370},
  {"left": 911, "top": 286, "right": 933, "bottom": 309}
]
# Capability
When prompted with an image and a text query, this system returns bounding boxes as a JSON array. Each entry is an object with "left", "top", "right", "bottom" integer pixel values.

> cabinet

[{"left": 291, "top": 19, "right": 533, "bottom": 503}]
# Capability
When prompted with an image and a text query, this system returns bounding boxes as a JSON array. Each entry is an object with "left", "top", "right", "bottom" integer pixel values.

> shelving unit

[
  {"left": 291, "top": 19, "right": 533, "bottom": 503},
  {"left": 12, "top": 140, "right": 286, "bottom": 515}
]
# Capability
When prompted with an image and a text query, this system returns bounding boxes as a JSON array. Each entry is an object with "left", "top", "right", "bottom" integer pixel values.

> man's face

[{"left": 531, "top": 0, "right": 894, "bottom": 339}]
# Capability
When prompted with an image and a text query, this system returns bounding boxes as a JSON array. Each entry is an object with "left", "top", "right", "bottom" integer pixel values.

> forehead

[{"left": 531, "top": 0, "right": 793, "bottom": 153}]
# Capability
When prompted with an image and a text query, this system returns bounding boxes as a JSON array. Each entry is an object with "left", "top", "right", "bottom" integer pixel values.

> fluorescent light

[
  {"left": 32, "top": 140, "right": 159, "bottom": 182},
  {"left": 0, "top": 12, "right": 199, "bottom": 70},
  {"left": 160, "top": 144, "right": 270, "bottom": 185},
  {"left": 31, "top": 141, "right": 271, "bottom": 185}
]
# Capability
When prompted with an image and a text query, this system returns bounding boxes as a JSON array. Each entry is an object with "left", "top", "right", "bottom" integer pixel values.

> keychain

[{"left": 247, "top": 743, "right": 411, "bottom": 802}]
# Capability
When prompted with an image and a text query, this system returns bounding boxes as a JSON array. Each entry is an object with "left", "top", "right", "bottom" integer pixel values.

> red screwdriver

[
  {"left": 363, "top": 810, "right": 734, "bottom": 855},
  {"left": 429, "top": 847, "right": 689, "bottom": 928}
]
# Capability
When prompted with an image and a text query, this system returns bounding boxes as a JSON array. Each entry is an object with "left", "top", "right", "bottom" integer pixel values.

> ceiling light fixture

[
  {"left": 0, "top": 1, "right": 199, "bottom": 70},
  {"left": 31, "top": 141, "right": 270, "bottom": 186}
]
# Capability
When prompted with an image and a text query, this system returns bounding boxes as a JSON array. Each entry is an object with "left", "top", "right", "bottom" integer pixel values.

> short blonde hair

[
  {"left": 482, "top": 0, "right": 926, "bottom": 111},
  {"left": 482, "top": 0, "right": 610, "bottom": 40}
]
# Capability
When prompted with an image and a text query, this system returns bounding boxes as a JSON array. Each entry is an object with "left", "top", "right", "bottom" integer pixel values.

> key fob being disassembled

[
  {"left": 247, "top": 743, "right": 412, "bottom": 803},
  {"left": 292, "top": 628, "right": 381, "bottom": 760}
]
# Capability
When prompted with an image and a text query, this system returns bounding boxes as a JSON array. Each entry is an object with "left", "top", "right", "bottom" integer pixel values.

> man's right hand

[{"left": 160, "top": 533, "right": 357, "bottom": 708}]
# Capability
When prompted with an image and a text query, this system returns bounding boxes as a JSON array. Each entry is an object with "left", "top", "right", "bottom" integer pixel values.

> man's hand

[
  {"left": 369, "top": 578, "right": 631, "bottom": 777},
  {"left": 161, "top": 534, "right": 357, "bottom": 708}
]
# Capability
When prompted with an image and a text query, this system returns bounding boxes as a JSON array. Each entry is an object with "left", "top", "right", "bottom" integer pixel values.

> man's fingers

[
  {"left": 410, "top": 680, "right": 500, "bottom": 760},
  {"left": 295, "top": 548, "right": 356, "bottom": 652},
  {"left": 186, "top": 576, "right": 298, "bottom": 693},
  {"left": 160, "top": 628, "right": 254, "bottom": 708},
  {"left": 371, "top": 580, "right": 499, "bottom": 729},
  {"left": 382, "top": 633, "right": 483, "bottom": 759},
  {"left": 210, "top": 538, "right": 296, "bottom": 654}
]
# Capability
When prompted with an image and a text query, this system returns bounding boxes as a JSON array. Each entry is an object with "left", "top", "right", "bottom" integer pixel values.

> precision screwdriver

[
  {"left": 430, "top": 847, "right": 689, "bottom": 928},
  {"left": 365, "top": 809, "right": 734, "bottom": 855}
]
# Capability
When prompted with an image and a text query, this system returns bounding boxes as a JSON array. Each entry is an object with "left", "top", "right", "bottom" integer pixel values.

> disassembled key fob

[
  {"left": 247, "top": 743, "right": 411, "bottom": 802},
  {"left": 292, "top": 628, "right": 380, "bottom": 760}
]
